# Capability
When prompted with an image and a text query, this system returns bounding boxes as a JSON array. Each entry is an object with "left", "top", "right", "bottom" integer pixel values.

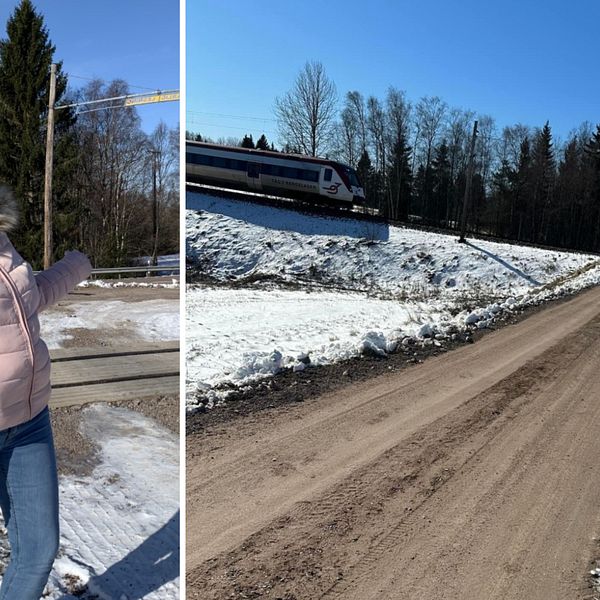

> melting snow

[
  {"left": 186, "top": 192, "right": 600, "bottom": 410},
  {"left": 40, "top": 300, "right": 180, "bottom": 349},
  {"left": 0, "top": 405, "right": 179, "bottom": 599}
]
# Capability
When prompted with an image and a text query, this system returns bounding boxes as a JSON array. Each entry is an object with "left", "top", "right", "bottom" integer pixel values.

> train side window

[
  {"left": 307, "top": 170, "right": 319, "bottom": 182},
  {"left": 262, "top": 164, "right": 272, "bottom": 175},
  {"left": 324, "top": 168, "right": 333, "bottom": 182},
  {"left": 186, "top": 153, "right": 211, "bottom": 166},
  {"left": 213, "top": 156, "right": 226, "bottom": 168}
]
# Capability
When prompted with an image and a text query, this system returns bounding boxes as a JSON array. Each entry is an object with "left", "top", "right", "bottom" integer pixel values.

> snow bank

[
  {"left": 78, "top": 278, "right": 179, "bottom": 289},
  {"left": 186, "top": 191, "right": 600, "bottom": 410},
  {"left": 187, "top": 192, "right": 596, "bottom": 299}
]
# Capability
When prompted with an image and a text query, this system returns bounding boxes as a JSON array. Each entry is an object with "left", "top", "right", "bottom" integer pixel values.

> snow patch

[
  {"left": 0, "top": 405, "right": 179, "bottom": 599},
  {"left": 40, "top": 300, "right": 180, "bottom": 349}
]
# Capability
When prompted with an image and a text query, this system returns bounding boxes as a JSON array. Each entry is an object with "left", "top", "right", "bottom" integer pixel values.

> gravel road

[{"left": 187, "top": 285, "right": 600, "bottom": 599}]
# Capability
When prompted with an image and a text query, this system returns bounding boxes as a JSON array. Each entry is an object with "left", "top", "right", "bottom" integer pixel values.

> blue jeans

[{"left": 0, "top": 407, "right": 59, "bottom": 600}]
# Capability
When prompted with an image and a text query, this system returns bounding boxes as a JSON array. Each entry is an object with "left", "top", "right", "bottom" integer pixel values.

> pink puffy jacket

[{"left": 0, "top": 188, "right": 91, "bottom": 429}]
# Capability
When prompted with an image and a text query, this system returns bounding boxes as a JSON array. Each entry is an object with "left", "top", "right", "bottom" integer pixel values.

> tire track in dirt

[
  {"left": 323, "top": 317, "right": 600, "bottom": 599},
  {"left": 187, "top": 286, "right": 600, "bottom": 599}
]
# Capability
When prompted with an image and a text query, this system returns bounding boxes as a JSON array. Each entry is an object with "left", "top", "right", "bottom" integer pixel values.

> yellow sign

[{"left": 124, "top": 91, "right": 180, "bottom": 106}]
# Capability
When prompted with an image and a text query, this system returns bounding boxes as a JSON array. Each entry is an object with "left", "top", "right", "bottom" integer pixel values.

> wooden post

[
  {"left": 459, "top": 120, "right": 478, "bottom": 243},
  {"left": 151, "top": 150, "right": 160, "bottom": 267},
  {"left": 43, "top": 63, "right": 57, "bottom": 269}
]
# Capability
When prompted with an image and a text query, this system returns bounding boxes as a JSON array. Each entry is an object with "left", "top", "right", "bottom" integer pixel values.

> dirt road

[{"left": 187, "top": 285, "right": 600, "bottom": 599}]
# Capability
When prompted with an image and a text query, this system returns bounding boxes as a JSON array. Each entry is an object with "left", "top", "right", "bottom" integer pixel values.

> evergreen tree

[
  {"left": 0, "top": 0, "right": 76, "bottom": 266},
  {"left": 490, "top": 159, "right": 516, "bottom": 237},
  {"left": 584, "top": 125, "right": 600, "bottom": 247},
  {"left": 412, "top": 164, "right": 427, "bottom": 221},
  {"left": 430, "top": 141, "right": 451, "bottom": 225},
  {"left": 387, "top": 132, "right": 412, "bottom": 221},
  {"left": 356, "top": 149, "right": 379, "bottom": 210},
  {"left": 514, "top": 137, "right": 532, "bottom": 240},
  {"left": 240, "top": 134, "right": 254, "bottom": 148},
  {"left": 530, "top": 121, "right": 555, "bottom": 243},
  {"left": 255, "top": 134, "right": 270, "bottom": 150}
]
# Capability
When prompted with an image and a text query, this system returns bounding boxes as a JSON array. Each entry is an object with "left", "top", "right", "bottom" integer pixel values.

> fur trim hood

[{"left": 0, "top": 186, "right": 18, "bottom": 232}]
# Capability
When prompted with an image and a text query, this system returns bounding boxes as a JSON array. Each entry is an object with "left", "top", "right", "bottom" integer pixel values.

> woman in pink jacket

[{"left": 0, "top": 186, "right": 91, "bottom": 599}]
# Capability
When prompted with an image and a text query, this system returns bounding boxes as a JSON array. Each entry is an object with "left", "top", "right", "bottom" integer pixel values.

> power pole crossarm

[{"left": 43, "top": 63, "right": 57, "bottom": 269}]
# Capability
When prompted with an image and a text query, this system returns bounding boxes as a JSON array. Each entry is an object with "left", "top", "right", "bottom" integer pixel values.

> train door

[{"left": 246, "top": 162, "right": 262, "bottom": 190}]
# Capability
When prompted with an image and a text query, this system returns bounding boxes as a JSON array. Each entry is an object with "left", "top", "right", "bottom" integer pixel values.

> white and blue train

[{"left": 186, "top": 141, "right": 365, "bottom": 206}]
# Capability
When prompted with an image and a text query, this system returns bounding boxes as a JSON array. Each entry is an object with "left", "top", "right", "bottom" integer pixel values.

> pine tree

[
  {"left": 240, "top": 134, "right": 254, "bottom": 148},
  {"left": 0, "top": 0, "right": 76, "bottom": 266},
  {"left": 255, "top": 134, "right": 270, "bottom": 150}
]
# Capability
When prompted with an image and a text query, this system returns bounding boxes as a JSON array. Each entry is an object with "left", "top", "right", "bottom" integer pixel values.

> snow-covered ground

[
  {"left": 0, "top": 405, "right": 179, "bottom": 599},
  {"left": 79, "top": 278, "right": 179, "bottom": 290},
  {"left": 186, "top": 192, "right": 600, "bottom": 410},
  {"left": 40, "top": 300, "right": 180, "bottom": 349},
  {"left": 188, "top": 287, "right": 454, "bottom": 398},
  {"left": 187, "top": 193, "right": 596, "bottom": 299}
]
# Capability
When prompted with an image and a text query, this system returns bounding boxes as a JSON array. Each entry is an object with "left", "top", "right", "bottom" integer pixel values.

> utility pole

[
  {"left": 41, "top": 87, "right": 178, "bottom": 271},
  {"left": 459, "top": 120, "right": 478, "bottom": 243},
  {"left": 150, "top": 149, "right": 160, "bottom": 266},
  {"left": 43, "top": 63, "right": 57, "bottom": 269}
]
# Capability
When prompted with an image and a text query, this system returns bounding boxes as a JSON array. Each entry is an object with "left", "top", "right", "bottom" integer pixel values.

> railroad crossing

[{"left": 50, "top": 341, "right": 179, "bottom": 407}]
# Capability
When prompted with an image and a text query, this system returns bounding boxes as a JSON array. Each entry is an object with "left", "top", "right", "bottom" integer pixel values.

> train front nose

[{"left": 353, "top": 187, "right": 366, "bottom": 205}]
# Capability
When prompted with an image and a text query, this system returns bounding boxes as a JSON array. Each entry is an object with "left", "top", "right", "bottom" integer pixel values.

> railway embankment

[{"left": 186, "top": 189, "right": 600, "bottom": 413}]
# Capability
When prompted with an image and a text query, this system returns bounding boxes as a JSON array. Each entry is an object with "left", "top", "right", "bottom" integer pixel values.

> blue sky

[
  {"left": 0, "top": 0, "right": 179, "bottom": 134},
  {"left": 188, "top": 0, "right": 600, "bottom": 147}
]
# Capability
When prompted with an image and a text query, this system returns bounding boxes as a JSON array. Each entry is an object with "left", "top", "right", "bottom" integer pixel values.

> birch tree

[{"left": 274, "top": 61, "right": 337, "bottom": 157}]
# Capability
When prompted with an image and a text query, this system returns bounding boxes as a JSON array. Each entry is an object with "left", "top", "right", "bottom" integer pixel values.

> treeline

[
  {"left": 0, "top": 1, "right": 179, "bottom": 268},
  {"left": 268, "top": 61, "right": 600, "bottom": 253},
  {"left": 334, "top": 89, "right": 600, "bottom": 252},
  {"left": 187, "top": 131, "right": 278, "bottom": 152}
]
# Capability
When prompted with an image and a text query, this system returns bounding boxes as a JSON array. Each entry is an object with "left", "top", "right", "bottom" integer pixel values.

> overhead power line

[
  {"left": 186, "top": 118, "right": 278, "bottom": 137},
  {"left": 187, "top": 109, "right": 277, "bottom": 123},
  {"left": 68, "top": 73, "right": 160, "bottom": 92}
]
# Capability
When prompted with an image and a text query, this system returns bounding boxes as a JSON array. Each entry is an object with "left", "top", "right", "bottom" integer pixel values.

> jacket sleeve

[{"left": 35, "top": 250, "right": 92, "bottom": 311}]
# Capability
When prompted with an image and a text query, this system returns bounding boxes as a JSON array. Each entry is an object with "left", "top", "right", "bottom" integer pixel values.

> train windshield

[{"left": 344, "top": 167, "right": 362, "bottom": 188}]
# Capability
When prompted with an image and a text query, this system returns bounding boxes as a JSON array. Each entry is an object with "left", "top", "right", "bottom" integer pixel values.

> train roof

[{"left": 186, "top": 140, "right": 355, "bottom": 171}]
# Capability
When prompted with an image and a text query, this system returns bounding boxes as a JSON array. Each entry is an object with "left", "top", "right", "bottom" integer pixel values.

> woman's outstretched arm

[{"left": 35, "top": 251, "right": 92, "bottom": 311}]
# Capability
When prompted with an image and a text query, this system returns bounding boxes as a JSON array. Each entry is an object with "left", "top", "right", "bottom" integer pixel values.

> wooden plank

[
  {"left": 49, "top": 376, "right": 180, "bottom": 408},
  {"left": 51, "top": 352, "right": 179, "bottom": 387},
  {"left": 50, "top": 340, "right": 180, "bottom": 361}
]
